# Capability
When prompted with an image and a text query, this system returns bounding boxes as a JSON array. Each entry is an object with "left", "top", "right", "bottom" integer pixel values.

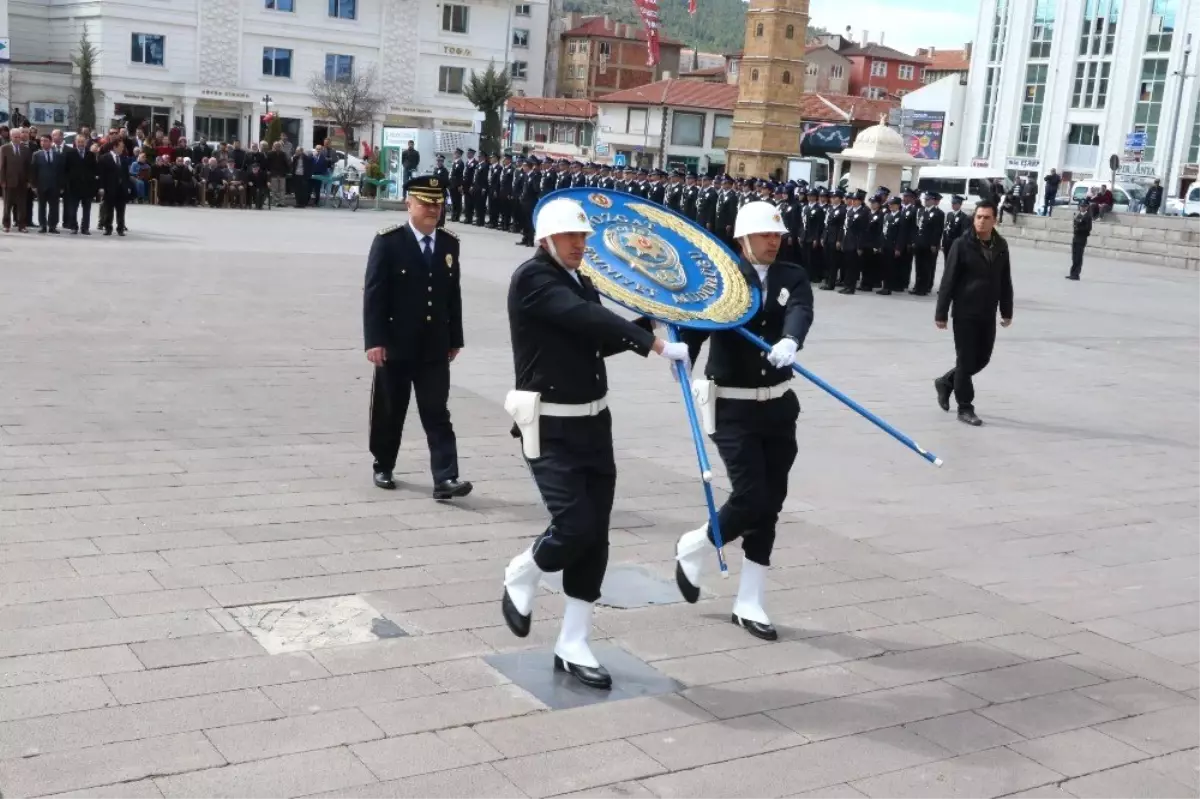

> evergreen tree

[
  {"left": 72, "top": 24, "right": 98, "bottom": 129},
  {"left": 265, "top": 115, "right": 283, "bottom": 145},
  {"left": 463, "top": 62, "right": 513, "bottom": 156}
]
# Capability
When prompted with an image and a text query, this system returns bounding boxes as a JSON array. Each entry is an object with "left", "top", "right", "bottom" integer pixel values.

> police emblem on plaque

[{"left": 535, "top": 189, "right": 759, "bottom": 330}]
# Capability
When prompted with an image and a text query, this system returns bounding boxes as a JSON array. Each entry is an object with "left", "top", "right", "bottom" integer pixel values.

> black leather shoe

[
  {"left": 1066, "top": 274, "right": 1080, "bottom": 280},
  {"left": 554, "top": 655, "right": 612, "bottom": 689},
  {"left": 957, "top": 409, "right": 983, "bottom": 427},
  {"left": 837, "top": 287, "right": 855, "bottom": 295},
  {"left": 732, "top": 613, "right": 778, "bottom": 641},
  {"left": 373, "top": 471, "right": 396, "bottom": 490},
  {"left": 875, "top": 288, "right": 892, "bottom": 295},
  {"left": 934, "top": 378, "right": 952, "bottom": 412},
  {"left": 433, "top": 479, "right": 472, "bottom": 500},
  {"left": 675, "top": 554, "right": 700, "bottom": 604},
  {"left": 818, "top": 283, "right": 835, "bottom": 291},
  {"left": 502, "top": 590, "right": 531, "bottom": 637}
]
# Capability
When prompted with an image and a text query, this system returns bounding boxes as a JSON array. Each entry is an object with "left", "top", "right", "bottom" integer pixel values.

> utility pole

[{"left": 1161, "top": 33, "right": 1193, "bottom": 199}]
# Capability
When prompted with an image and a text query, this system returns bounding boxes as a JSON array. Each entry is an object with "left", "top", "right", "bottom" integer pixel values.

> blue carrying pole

[
  {"left": 735, "top": 328, "right": 944, "bottom": 468},
  {"left": 666, "top": 324, "right": 728, "bottom": 576}
]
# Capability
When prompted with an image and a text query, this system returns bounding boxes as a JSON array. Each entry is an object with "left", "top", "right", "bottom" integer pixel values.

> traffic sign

[
  {"left": 1124, "top": 131, "right": 1147, "bottom": 150},
  {"left": 613, "top": 152, "right": 627, "bottom": 167}
]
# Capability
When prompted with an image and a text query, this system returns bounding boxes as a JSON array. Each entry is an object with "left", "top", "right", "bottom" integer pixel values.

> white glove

[
  {"left": 767, "top": 337, "right": 798, "bottom": 368},
  {"left": 659, "top": 341, "right": 690, "bottom": 362}
]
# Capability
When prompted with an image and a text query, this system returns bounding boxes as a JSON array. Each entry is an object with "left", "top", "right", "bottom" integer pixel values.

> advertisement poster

[
  {"left": 800, "top": 123, "right": 852, "bottom": 155},
  {"left": 901, "top": 111, "right": 944, "bottom": 160}
]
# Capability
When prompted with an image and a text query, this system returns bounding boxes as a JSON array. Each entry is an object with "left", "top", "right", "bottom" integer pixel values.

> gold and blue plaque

[{"left": 536, "top": 189, "right": 760, "bottom": 330}]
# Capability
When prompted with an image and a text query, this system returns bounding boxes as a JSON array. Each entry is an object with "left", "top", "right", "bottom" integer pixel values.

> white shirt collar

[{"left": 409, "top": 221, "right": 435, "bottom": 246}]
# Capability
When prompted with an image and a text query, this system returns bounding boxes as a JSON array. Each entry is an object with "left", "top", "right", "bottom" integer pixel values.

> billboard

[
  {"left": 800, "top": 122, "right": 852, "bottom": 154},
  {"left": 899, "top": 110, "right": 945, "bottom": 160}
]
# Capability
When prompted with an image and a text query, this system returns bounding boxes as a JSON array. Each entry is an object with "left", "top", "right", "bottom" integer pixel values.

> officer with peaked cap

[
  {"left": 861, "top": 193, "right": 885, "bottom": 291},
  {"left": 834, "top": 188, "right": 871, "bottom": 294},
  {"left": 895, "top": 188, "right": 919, "bottom": 290},
  {"left": 801, "top": 186, "right": 824, "bottom": 282},
  {"left": 877, "top": 196, "right": 904, "bottom": 295},
  {"left": 821, "top": 189, "right": 846, "bottom": 290},
  {"left": 501, "top": 198, "right": 692, "bottom": 690},
  {"left": 676, "top": 201, "right": 815, "bottom": 641},
  {"left": 449, "top": 148, "right": 466, "bottom": 222},
  {"left": 518, "top": 156, "right": 543, "bottom": 246},
  {"left": 462, "top": 149, "right": 478, "bottom": 223},
  {"left": 942, "top": 194, "right": 969, "bottom": 260},
  {"left": 716, "top": 175, "right": 740, "bottom": 247},
  {"left": 364, "top": 175, "right": 472, "bottom": 500},
  {"left": 912, "top": 191, "right": 945, "bottom": 295},
  {"left": 433, "top": 154, "right": 451, "bottom": 227},
  {"left": 682, "top": 172, "right": 699, "bottom": 221}
]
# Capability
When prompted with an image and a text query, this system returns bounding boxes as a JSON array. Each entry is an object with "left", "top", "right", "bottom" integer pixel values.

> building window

[
  {"left": 1072, "top": 60, "right": 1112, "bottom": 108},
  {"left": 438, "top": 65, "right": 465, "bottom": 94},
  {"left": 442, "top": 4, "right": 469, "bottom": 33},
  {"left": 1079, "top": 0, "right": 1120, "bottom": 57},
  {"left": 530, "top": 121, "right": 550, "bottom": 142},
  {"left": 865, "top": 86, "right": 886, "bottom": 99},
  {"left": 712, "top": 114, "right": 732, "bottom": 149},
  {"left": 513, "top": 29, "right": 529, "bottom": 48},
  {"left": 896, "top": 89, "right": 908, "bottom": 97},
  {"left": 870, "top": 60, "right": 887, "bottom": 77},
  {"left": 511, "top": 61, "right": 528, "bottom": 80},
  {"left": 898, "top": 64, "right": 914, "bottom": 81},
  {"left": 568, "top": 41, "right": 577, "bottom": 55},
  {"left": 805, "top": 62, "right": 818, "bottom": 76},
  {"left": 755, "top": 23, "right": 763, "bottom": 37},
  {"left": 829, "top": 64, "right": 843, "bottom": 79},
  {"left": 750, "top": 68, "right": 759, "bottom": 81},
  {"left": 785, "top": 25, "right": 794, "bottom": 39},
  {"left": 130, "top": 33, "right": 165, "bottom": 66},
  {"left": 627, "top": 107, "right": 648, "bottom": 134},
  {"left": 1068, "top": 123, "right": 1101, "bottom": 146},
  {"left": 1189, "top": 94, "right": 1200, "bottom": 164},
  {"left": 1147, "top": 0, "right": 1177, "bottom": 53},
  {"left": 515, "top": 3, "right": 531, "bottom": 15},
  {"left": 1016, "top": 63, "right": 1048, "bottom": 157},
  {"left": 325, "top": 54, "right": 354, "bottom": 83},
  {"left": 553, "top": 124, "right": 577, "bottom": 145},
  {"left": 977, "top": 0, "right": 1010, "bottom": 158},
  {"left": 781, "top": 70, "right": 792, "bottom": 84},
  {"left": 194, "top": 116, "right": 240, "bottom": 143},
  {"left": 1135, "top": 57, "right": 1169, "bottom": 161},
  {"left": 265, "top": 0, "right": 294, "bottom": 10},
  {"left": 598, "top": 41, "right": 610, "bottom": 57},
  {"left": 328, "top": 0, "right": 356, "bottom": 20},
  {"left": 922, "top": 67, "right": 930, "bottom": 82},
  {"left": 671, "top": 111, "right": 704, "bottom": 147},
  {"left": 1029, "top": 0, "right": 1054, "bottom": 59},
  {"left": 262, "top": 47, "right": 292, "bottom": 78}
]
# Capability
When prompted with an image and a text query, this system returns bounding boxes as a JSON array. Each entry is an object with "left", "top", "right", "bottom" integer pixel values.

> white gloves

[
  {"left": 767, "top": 337, "right": 798, "bottom": 368},
  {"left": 659, "top": 341, "right": 690, "bottom": 362}
]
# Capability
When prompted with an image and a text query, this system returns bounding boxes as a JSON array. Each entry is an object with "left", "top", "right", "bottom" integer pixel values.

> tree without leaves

[
  {"left": 307, "top": 70, "right": 384, "bottom": 149},
  {"left": 463, "top": 62, "right": 513, "bottom": 156},
  {"left": 72, "top": 23, "right": 98, "bottom": 129}
]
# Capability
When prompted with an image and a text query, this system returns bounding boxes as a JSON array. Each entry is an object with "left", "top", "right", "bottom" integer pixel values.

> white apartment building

[
  {"left": 962, "top": 0, "right": 1200, "bottom": 196},
  {"left": 1, "top": 0, "right": 548, "bottom": 149}
]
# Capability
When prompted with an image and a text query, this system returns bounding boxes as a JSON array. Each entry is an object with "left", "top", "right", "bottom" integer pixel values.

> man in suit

[
  {"left": 32, "top": 134, "right": 65, "bottom": 233},
  {"left": 676, "top": 201, "right": 814, "bottom": 642},
  {"left": 363, "top": 175, "right": 472, "bottom": 500},
  {"left": 499, "top": 197, "right": 690, "bottom": 689},
  {"left": 0, "top": 128, "right": 32, "bottom": 232},
  {"left": 64, "top": 133, "right": 99, "bottom": 234},
  {"left": 912, "top": 191, "right": 946, "bottom": 295},
  {"left": 98, "top": 139, "right": 130, "bottom": 236}
]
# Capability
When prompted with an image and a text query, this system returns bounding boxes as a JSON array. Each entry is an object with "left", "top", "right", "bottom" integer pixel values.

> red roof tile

[
  {"left": 594, "top": 79, "right": 739, "bottom": 110},
  {"left": 924, "top": 48, "right": 971, "bottom": 72},
  {"left": 562, "top": 16, "right": 683, "bottom": 47},
  {"left": 840, "top": 43, "right": 930, "bottom": 63},
  {"left": 507, "top": 97, "right": 598, "bottom": 119},
  {"left": 798, "top": 92, "right": 900, "bottom": 123},
  {"left": 680, "top": 65, "right": 727, "bottom": 78}
]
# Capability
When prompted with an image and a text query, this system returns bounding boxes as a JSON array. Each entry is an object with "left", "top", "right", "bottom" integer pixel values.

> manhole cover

[
  {"left": 228, "top": 595, "right": 407, "bottom": 654},
  {"left": 540, "top": 564, "right": 687, "bottom": 609}
]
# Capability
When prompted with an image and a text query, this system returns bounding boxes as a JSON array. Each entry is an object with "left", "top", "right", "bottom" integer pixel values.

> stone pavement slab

[{"left": 0, "top": 206, "right": 1196, "bottom": 797}]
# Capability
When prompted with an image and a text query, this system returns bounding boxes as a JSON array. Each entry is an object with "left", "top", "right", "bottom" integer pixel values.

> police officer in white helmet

[
  {"left": 501, "top": 198, "right": 691, "bottom": 689},
  {"left": 675, "top": 201, "right": 815, "bottom": 641}
]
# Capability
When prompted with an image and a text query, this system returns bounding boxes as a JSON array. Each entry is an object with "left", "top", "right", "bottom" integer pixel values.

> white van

[
  {"left": 1181, "top": 184, "right": 1200, "bottom": 217},
  {"left": 1068, "top": 180, "right": 1146, "bottom": 213},
  {"left": 914, "top": 166, "right": 1012, "bottom": 213}
]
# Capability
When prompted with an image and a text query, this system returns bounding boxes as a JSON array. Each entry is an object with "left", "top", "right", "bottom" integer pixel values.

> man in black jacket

[
  {"left": 31, "top": 134, "right": 65, "bottom": 233},
  {"left": 64, "top": 133, "right": 99, "bottom": 234},
  {"left": 499, "top": 197, "right": 690, "bottom": 690},
  {"left": 471, "top": 152, "right": 490, "bottom": 226},
  {"left": 98, "top": 140, "right": 130, "bottom": 236},
  {"left": 400, "top": 141, "right": 420, "bottom": 195},
  {"left": 676, "top": 201, "right": 814, "bottom": 642},
  {"left": 1042, "top": 169, "right": 1062, "bottom": 216},
  {"left": 363, "top": 176, "right": 472, "bottom": 500},
  {"left": 912, "top": 191, "right": 945, "bottom": 295},
  {"left": 1068, "top": 199, "right": 1093, "bottom": 280},
  {"left": 1144, "top": 179, "right": 1164, "bottom": 215},
  {"left": 934, "top": 200, "right": 1014, "bottom": 427},
  {"left": 517, "top": 157, "right": 541, "bottom": 246}
]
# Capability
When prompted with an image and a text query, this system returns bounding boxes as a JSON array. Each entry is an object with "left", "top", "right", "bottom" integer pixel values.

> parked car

[
  {"left": 1183, "top": 185, "right": 1200, "bottom": 218},
  {"left": 914, "top": 166, "right": 1012, "bottom": 214},
  {"left": 1069, "top": 179, "right": 1146, "bottom": 213},
  {"left": 1163, "top": 197, "right": 1185, "bottom": 216}
]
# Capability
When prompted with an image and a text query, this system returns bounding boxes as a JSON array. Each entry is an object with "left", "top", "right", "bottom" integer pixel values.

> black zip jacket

[{"left": 935, "top": 229, "right": 1014, "bottom": 322}]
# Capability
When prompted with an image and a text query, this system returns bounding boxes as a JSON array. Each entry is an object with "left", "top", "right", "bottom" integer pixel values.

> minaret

[{"left": 726, "top": 0, "right": 809, "bottom": 179}]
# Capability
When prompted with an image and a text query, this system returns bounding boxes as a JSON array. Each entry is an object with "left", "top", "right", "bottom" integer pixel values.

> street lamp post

[
  {"left": 261, "top": 94, "right": 274, "bottom": 146},
  {"left": 1162, "top": 34, "right": 1193, "bottom": 199}
]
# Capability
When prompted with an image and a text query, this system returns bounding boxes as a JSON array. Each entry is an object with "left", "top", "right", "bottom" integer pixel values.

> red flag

[
  {"left": 632, "top": 0, "right": 661, "bottom": 66},
  {"left": 688, "top": 0, "right": 696, "bottom": 14}
]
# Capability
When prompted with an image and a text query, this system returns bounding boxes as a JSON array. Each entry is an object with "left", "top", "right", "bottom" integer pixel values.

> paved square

[{"left": 0, "top": 206, "right": 1196, "bottom": 797}]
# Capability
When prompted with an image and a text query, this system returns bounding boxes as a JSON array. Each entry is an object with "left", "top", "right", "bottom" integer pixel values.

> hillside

[{"left": 562, "top": 0, "right": 828, "bottom": 55}]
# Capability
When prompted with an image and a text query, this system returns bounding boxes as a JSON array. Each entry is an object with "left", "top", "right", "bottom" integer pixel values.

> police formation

[{"left": 442, "top": 148, "right": 971, "bottom": 299}]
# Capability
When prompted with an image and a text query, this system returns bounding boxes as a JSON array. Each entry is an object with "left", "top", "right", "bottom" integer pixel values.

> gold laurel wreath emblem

[{"left": 581, "top": 203, "right": 751, "bottom": 323}]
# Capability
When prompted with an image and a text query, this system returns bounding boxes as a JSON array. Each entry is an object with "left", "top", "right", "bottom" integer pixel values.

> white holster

[
  {"left": 692, "top": 379, "right": 716, "bottom": 435},
  {"left": 505, "top": 390, "right": 542, "bottom": 459}
]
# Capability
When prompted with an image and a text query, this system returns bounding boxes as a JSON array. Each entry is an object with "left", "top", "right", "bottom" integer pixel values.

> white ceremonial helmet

[
  {"left": 733, "top": 201, "right": 790, "bottom": 239},
  {"left": 534, "top": 198, "right": 595, "bottom": 242}
]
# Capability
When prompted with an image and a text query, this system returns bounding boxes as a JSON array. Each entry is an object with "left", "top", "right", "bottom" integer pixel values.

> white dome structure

[{"left": 831, "top": 116, "right": 922, "bottom": 195}]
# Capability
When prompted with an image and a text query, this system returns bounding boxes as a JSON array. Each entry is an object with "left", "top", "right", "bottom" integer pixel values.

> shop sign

[
  {"left": 1116, "top": 161, "right": 1157, "bottom": 177},
  {"left": 388, "top": 105, "right": 434, "bottom": 117},
  {"left": 442, "top": 45, "right": 472, "bottom": 57},
  {"left": 1005, "top": 155, "right": 1041, "bottom": 170},
  {"left": 200, "top": 88, "right": 250, "bottom": 100},
  {"left": 970, "top": 158, "right": 989, "bottom": 167},
  {"left": 123, "top": 94, "right": 168, "bottom": 103},
  {"left": 435, "top": 117, "right": 474, "bottom": 131}
]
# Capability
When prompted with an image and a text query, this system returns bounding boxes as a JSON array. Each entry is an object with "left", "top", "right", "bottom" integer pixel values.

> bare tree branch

[{"left": 308, "top": 70, "right": 384, "bottom": 146}]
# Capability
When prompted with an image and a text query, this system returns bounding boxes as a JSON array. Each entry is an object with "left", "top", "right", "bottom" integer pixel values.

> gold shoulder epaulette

[
  {"left": 377, "top": 223, "right": 403, "bottom": 236},
  {"left": 439, "top": 228, "right": 459, "bottom": 241}
]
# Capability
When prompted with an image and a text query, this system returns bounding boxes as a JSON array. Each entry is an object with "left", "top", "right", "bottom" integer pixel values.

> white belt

[
  {"left": 541, "top": 397, "right": 609, "bottom": 417},
  {"left": 715, "top": 384, "right": 792, "bottom": 401}
]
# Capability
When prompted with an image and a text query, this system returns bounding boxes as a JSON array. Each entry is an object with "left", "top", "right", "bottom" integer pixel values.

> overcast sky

[{"left": 808, "top": 0, "right": 978, "bottom": 54}]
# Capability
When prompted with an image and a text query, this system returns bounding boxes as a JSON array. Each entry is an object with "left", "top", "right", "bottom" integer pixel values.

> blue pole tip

[
  {"left": 702, "top": 470, "right": 712, "bottom": 482},
  {"left": 934, "top": 457, "right": 944, "bottom": 467}
]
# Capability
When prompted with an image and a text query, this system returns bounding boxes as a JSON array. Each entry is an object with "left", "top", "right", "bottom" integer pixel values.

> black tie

[{"left": 422, "top": 235, "right": 434, "bottom": 268}]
